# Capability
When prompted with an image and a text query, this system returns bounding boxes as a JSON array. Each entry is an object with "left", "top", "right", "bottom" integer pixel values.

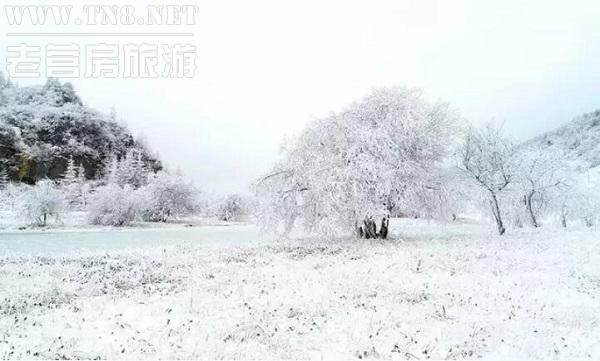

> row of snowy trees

[
  {"left": 458, "top": 124, "right": 600, "bottom": 234},
  {"left": 88, "top": 170, "right": 197, "bottom": 226},
  {"left": 3, "top": 83, "right": 596, "bottom": 234},
  {"left": 0, "top": 153, "right": 198, "bottom": 226},
  {"left": 254, "top": 86, "right": 600, "bottom": 237},
  {"left": 0, "top": 152, "right": 254, "bottom": 227}
]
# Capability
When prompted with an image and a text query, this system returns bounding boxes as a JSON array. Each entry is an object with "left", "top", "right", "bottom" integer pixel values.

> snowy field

[
  {"left": 0, "top": 224, "right": 267, "bottom": 255},
  {"left": 1, "top": 219, "right": 599, "bottom": 359}
]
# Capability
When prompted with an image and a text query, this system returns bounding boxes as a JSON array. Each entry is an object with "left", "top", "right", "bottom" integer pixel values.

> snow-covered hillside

[
  {"left": 529, "top": 110, "right": 600, "bottom": 170},
  {"left": 0, "top": 78, "right": 161, "bottom": 183},
  {"left": 1, "top": 220, "right": 599, "bottom": 359}
]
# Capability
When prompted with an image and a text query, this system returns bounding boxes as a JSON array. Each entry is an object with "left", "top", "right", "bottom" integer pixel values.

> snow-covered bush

[
  {"left": 138, "top": 172, "right": 197, "bottom": 222},
  {"left": 194, "top": 192, "right": 221, "bottom": 217},
  {"left": 255, "top": 86, "right": 458, "bottom": 238},
  {"left": 0, "top": 182, "right": 24, "bottom": 211},
  {"left": 88, "top": 184, "right": 141, "bottom": 226},
  {"left": 18, "top": 179, "right": 63, "bottom": 227},
  {"left": 217, "top": 194, "right": 249, "bottom": 222}
]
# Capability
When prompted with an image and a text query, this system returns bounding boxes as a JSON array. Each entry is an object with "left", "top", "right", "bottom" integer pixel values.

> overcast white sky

[{"left": 2, "top": 0, "right": 600, "bottom": 193}]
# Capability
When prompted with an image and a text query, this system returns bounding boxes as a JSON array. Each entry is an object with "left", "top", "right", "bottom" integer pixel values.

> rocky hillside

[{"left": 0, "top": 76, "right": 161, "bottom": 183}]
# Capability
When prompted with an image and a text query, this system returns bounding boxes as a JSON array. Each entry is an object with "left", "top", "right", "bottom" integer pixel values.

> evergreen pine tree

[
  {"left": 0, "top": 167, "right": 9, "bottom": 189},
  {"left": 120, "top": 151, "right": 136, "bottom": 186},
  {"left": 106, "top": 155, "right": 120, "bottom": 185},
  {"left": 76, "top": 163, "right": 86, "bottom": 183},
  {"left": 62, "top": 156, "right": 77, "bottom": 186},
  {"left": 76, "top": 163, "right": 87, "bottom": 206},
  {"left": 133, "top": 151, "right": 149, "bottom": 187}
]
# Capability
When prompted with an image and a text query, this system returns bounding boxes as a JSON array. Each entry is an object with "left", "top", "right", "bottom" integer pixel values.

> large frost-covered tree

[{"left": 256, "top": 87, "right": 458, "bottom": 238}]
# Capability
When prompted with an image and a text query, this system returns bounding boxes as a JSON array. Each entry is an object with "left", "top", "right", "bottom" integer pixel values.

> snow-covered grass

[{"left": 1, "top": 219, "right": 599, "bottom": 359}]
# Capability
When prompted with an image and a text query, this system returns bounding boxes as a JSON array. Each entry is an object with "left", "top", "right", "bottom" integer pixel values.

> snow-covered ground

[
  {"left": 0, "top": 210, "right": 244, "bottom": 232},
  {"left": 0, "top": 211, "right": 257, "bottom": 255},
  {"left": 0, "top": 224, "right": 267, "bottom": 255},
  {"left": 1, "top": 219, "right": 599, "bottom": 359}
]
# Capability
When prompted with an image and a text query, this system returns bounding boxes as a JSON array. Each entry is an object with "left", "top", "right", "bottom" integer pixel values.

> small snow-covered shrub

[
  {"left": 18, "top": 179, "right": 63, "bottom": 227},
  {"left": 88, "top": 184, "right": 140, "bottom": 226},
  {"left": 138, "top": 172, "right": 196, "bottom": 222},
  {"left": 217, "top": 194, "right": 249, "bottom": 222}
]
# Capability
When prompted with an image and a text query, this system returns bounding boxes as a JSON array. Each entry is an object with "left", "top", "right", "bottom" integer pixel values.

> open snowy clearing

[{"left": 1, "top": 219, "right": 599, "bottom": 359}]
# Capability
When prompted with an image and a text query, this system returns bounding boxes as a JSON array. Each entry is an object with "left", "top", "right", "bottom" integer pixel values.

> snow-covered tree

[
  {"left": 0, "top": 182, "right": 23, "bottom": 211},
  {"left": 88, "top": 184, "right": 140, "bottom": 226},
  {"left": 458, "top": 124, "right": 518, "bottom": 235},
  {"left": 256, "top": 87, "right": 458, "bottom": 238},
  {"left": 61, "top": 156, "right": 78, "bottom": 186},
  {"left": 59, "top": 156, "right": 88, "bottom": 208},
  {"left": 0, "top": 167, "right": 8, "bottom": 189},
  {"left": 513, "top": 147, "right": 567, "bottom": 227},
  {"left": 113, "top": 150, "right": 150, "bottom": 188},
  {"left": 138, "top": 171, "right": 197, "bottom": 222},
  {"left": 18, "top": 179, "right": 63, "bottom": 227},
  {"left": 76, "top": 163, "right": 86, "bottom": 182},
  {"left": 105, "top": 155, "right": 120, "bottom": 184},
  {"left": 75, "top": 164, "right": 90, "bottom": 206},
  {"left": 552, "top": 169, "right": 600, "bottom": 228},
  {"left": 217, "top": 194, "right": 250, "bottom": 222}
]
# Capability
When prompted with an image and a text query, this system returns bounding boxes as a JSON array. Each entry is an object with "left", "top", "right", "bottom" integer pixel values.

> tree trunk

[
  {"left": 560, "top": 205, "right": 568, "bottom": 228},
  {"left": 379, "top": 216, "right": 389, "bottom": 239},
  {"left": 357, "top": 216, "right": 390, "bottom": 239},
  {"left": 525, "top": 193, "right": 539, "bottom": 228},
  {"left": 363, "top": 219, "right": 377, "bottom": 239},
  {"left": 489, "top": 193, "right": 505, "bottom": 235}
]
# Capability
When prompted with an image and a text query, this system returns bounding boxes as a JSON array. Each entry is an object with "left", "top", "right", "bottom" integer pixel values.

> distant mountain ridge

[{"left": 528, "top": 109, "right": 600, "bottom": 170}]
